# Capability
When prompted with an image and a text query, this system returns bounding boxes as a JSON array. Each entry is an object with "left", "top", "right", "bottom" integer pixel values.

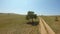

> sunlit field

[
  {"left": 0, "top": 13, "right": 39, "bottom": 34},
  {"left": 41, "top": 16, "right": 60, "bottom": 34}
]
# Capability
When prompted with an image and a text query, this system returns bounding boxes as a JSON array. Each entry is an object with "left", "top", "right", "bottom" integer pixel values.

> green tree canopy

[{"left": 26, "top": 11, "right": 37, "bottom": 22}]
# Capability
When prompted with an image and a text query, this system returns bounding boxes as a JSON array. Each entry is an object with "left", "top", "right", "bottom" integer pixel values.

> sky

[{"left": 0, "top": 0, "right": 60, "bottom": 15}]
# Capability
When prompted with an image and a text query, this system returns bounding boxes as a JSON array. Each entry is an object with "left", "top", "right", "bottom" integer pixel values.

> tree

[
  {"left": 26, "top": 11, "right": 37, "bottom": 23},
  {"left": 34, "top": 14, "right": 37, "bottom": 19}
]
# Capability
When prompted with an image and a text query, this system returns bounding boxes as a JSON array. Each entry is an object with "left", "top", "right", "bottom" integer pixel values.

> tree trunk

[{"left": 32, "top": 18, "right": 34, "bottom": 23}]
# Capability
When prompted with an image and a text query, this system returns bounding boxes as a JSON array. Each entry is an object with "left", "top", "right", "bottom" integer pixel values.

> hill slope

[{"left": 0, "top": 14, "right": 39, "bottom": 34}]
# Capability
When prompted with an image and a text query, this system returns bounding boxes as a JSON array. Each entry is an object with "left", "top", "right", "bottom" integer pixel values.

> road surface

[{"left": 39, "top": 17, "right": 55, "bottom": 34}]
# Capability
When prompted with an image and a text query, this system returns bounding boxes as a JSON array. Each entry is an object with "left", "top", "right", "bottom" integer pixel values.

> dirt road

[{"left": 39, "top": 17, "right": 55, "bottom": 34}]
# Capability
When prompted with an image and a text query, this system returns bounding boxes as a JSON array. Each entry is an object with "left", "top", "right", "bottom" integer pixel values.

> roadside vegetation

[
  {"left": 26, "top": 11, "right": 39, "bottom": 26},
  {"left": 41, "top": 16, "right": 60, "bottom": 34}
]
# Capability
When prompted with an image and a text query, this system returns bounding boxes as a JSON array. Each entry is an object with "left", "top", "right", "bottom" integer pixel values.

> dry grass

[
  {"left": 41, "top": 16, "right": 60, "bottom": 34},
  {"left": 0, "top": 14, "right": 39, "bottom": 34}
]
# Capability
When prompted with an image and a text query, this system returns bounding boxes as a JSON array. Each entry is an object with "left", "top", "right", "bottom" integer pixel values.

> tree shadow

[{"left": 27, "top": 21, "right": 39, "bottom": 26}]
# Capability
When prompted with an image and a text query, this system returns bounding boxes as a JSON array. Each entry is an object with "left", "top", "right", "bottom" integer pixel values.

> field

[
  {"left": 41, "top": 16, "right": 60, "bottom": 34},
  {"left": 0, "top": 13, "right": 60, "bottom": 34},
  {"left": 0, "top": 14, "right": 39, "bottom": 34}
]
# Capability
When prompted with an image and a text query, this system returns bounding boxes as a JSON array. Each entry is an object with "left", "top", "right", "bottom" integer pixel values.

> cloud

[{"left": 0, "top": 8, "right": 27, "bottom": 15}]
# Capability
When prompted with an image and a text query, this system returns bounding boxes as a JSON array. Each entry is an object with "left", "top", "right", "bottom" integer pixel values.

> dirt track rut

[{"left": 39, "top": 17, "right": 55, "bottom": 34}]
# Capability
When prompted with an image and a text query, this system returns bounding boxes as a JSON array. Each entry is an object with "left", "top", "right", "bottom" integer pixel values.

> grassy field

[
  {"left": 0, "top": 13, "right": 39, "bottom": 34},
  {"left": 41, "top": 16, "right": 60, "bottom": 34},
  {"left": 1, "top": 13, "right": 60, "bottom": 34}
]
